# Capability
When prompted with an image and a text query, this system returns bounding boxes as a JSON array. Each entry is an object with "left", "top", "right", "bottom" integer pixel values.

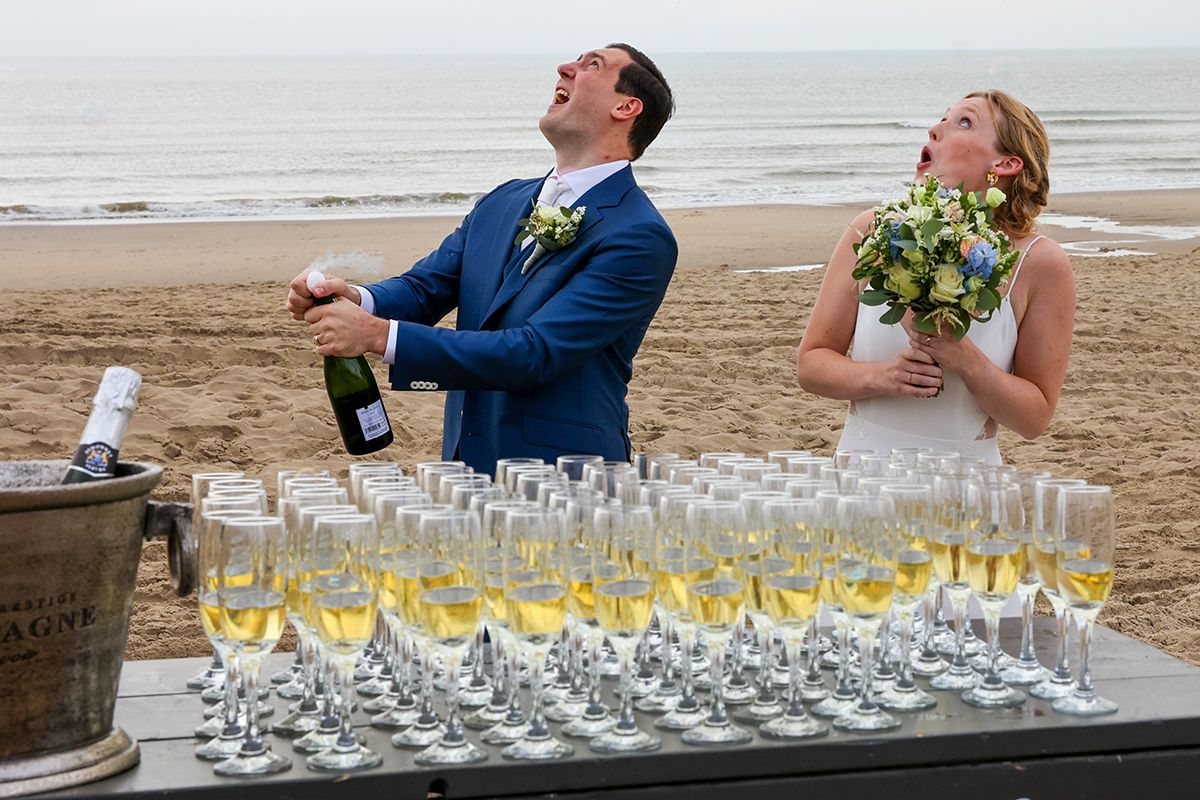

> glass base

[
  {"left": 929, "top": 666, "right": 979, "bottom": 691},
  {"left": 561, "top": 707, "right": 614, "bottom": 738},
  {"left": 798, "top": 678, "right": 830, "bottom": 702},
  {"left": 459, "top": 683, "right": 494, "bottom": 709},
  {"left": 877, "top": 684, "right": 937, "bottom": 712},
  {"left": 271, "top": 709, "right": 322, "bottom": 738},
  {"left": 187, "top": 666, "right": 222, "bottom": 690},
  {"left": 635, "top": 685, "right": 681, "bottom": 713},
  {"left": 481, "top": 717, "right": 529, "bottom": 745},
  {"left": 680, "top": 718, "right": 753, "bottom": 746},
  {"left": 306, "top": 743, "right": 382, "bottom": 772},
  {"left": 962, "top": 681, "right": 1026, "bottom": 708},
  {"left": 937, "top": 636, "right": 982, "bottom": 658},
  {"left": 463, "top": 702, "right": 511, "bottom": 731},
  {"left": 832, "top": 704, "right": 902, "bottom": 732},
  {"left": 771, "top": 666, "right": 792, "bottom": 688},
  {"left": 391, "top": 720, "right": 446, "bottom": 749},
  {"left": 213, "top": 746, "right": 292, "bottom": 776},
  {"left": 1029, "top": 676, "right": 1075, "bottom": 700},
  {"left": 353, "top": 661, "right": 382, "bottom": 682},
  {"left": 999, "top": 659, "right": 1050, "bottom": 686},
  {"left": 195, "top": 733, "right": 244, "bottom": 761},
  {"left": 911, "top": 652, "right": 950, "bottom": 677},
  {"left": 275, "top": 677, "right": 306, "bottom": 701},
  {"left": 721, "top": 679, "right": 757, "bottom": 705},
  {"left": 370, "top": 700, "right": 420, "bottom": 730},
  {"left": 270, "top": 665, "right": 301, "bottom": 685},
  {"left": 631, "top": 673, "right": 658, "bottom": 698},
  {"left": 354, "top": 675, "right": 389, "bottom": 698},
  {"left": 759, "top": 712, "right": 829, "bottom": 740},
  {"left": 414, "top": 736, "right": 489, "bottom": 765},
  {"left": 544, "top": 695, "right": 589, "bottom": 723},
  {"left": 970, "top": 651, "right": 1013, "bottom": 673},
  {"left": 361, "top": 693, "right": 398, "bottom": 714},
  {"left": 810, "top": 693, "right": 858, "bottom": 719},
  {"left": 1052, "top": 691, "right": 1119, "bottom": 716},
  {"left": 202, "top": 683, "right": 268, "bottom": 704},
  {"left": 204, "top": 699, "right": 273, "bottom": 720},
  {"left": 501, "top": 732, "right": 575, "bottom": 760},
  {"left": 194, "top": 714, "right": 245, "bottom": 739},
  {"left": 588, "top": 725, "right": 662, "bottom": 753},
  {"left": 655, "top": 701, "right": 707, "bottom": 731},
  {"left": 731, "top": 698, "right": 782, "bottom": 723},
  {"left": 293, "top": 726, "right": 364, "bottom": 754}
]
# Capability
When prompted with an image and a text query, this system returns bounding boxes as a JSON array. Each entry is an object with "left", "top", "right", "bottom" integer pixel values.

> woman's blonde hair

[{"left": 966, "top": 90, "right": 1050, "bottom": 237}]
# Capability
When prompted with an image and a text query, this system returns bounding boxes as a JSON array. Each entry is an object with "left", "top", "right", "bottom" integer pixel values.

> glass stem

[
  {"left": 444, "top": 651, "right": 463, "bottom": 743},
  {"left": 617, "top": 650, "right": 636, "bottom": 731},
  {"left": 1018, "top": 589, "right": 1038, "bottom": 664},
  {"left": 660, "top": 616, "right": 676, "bottom": 690},
  {"left": 679, "top": 628, "right": 697, "bottom": 707},
  {"left": 757, "top": 624, "right": 774, "bottom": 699},
  {"left": 707, "top": 635, "right": 728, "bottom": 725},
  {"left": 505, "top": 643, "right": 522, "bottom": 719},
  {"left": 220, "top": 649, "right": 241, "bottom": 735},
  {"left": 297, "top": 630, "right": 318, "bottom": 712},
  {"left": 337, "top": 658, "right": 357, "bottom": 749},
  {"left": 857, "top": 625, "right": 877, "bottom": 712},
  {"left": 1074, "top": 612, "right": 1096, "bottom": 699},
  {"left": 984, "top": 608, "right": 1003, "bottom": 686},
  {"left": 529, "top": 650, "right": 548, "bottom": 737},
  {"left": 835, "top": 617, "right": 853, "bottom": 694},
  {"left": 241, "top": 654, "right": 265, "bottom": 753},
  {"left": 951, "top": 594, "right": 970, "bottom": 669},
  {"left": 805, "top": 616, "right": 822, "bottom": 683},
  {"left": 587, "top": 638, "right": 604, "bottom": 709},
  {"left": 1052, "top": 602, "right": 1072, "bottom": 679},
  {"left": 318, "top": 647, "right": 338, "bottom": 725},
  {"left": 896, "top": 606, "right": 915, "bottom": 689},
  {"left": 472, "top": 625, "right": 486, "bottom": 687},
  {"left": 787, "top": 637, "right": 805, "bottom": 716},
  {"left": 488, "top": 633, "right": 507, "bottom": 706}
]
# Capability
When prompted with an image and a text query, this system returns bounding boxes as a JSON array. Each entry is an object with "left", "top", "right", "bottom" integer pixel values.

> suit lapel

[{"left": 481, "top": 166, "right": 635, "bottom": 327}]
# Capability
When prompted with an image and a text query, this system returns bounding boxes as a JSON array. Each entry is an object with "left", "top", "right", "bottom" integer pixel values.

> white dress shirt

[{"left": 359, "top": 160, "right": 630, "bottom": 365}]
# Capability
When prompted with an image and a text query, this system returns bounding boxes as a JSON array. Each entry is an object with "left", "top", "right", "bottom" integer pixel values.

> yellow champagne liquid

[
  {"left": 930, "top": 531, "right": 968, "bottom": 585},
  {"left": 595, "top": 578, "right": 655, "bottom": 637},
  {"left": 568, "top": 565, "right": 596, "bottom": 622},
  {"left": 396, "top": 571, "right": 422, "bottom": 628},
  {"left": 420, "top": 560, "right": 460, "bottom": 590},
  {"left": 895, "top": 549, "right": 933, "bottom": 598},
  {"left": 484, "top": 574, "right": 507, "bottom": 624},
  {"left": 315, "top": 590, "right": 377, "bottom": 654},
  {"left": 763, "top": 573, "right": 819, "bottom": 629},
  {"left": 1032, "top": 542, "right": 1058, "bottom": 592},
  {"left": 657, "top": 553, "right": 715, "bottom": 615},
  {"left": 1057, "top": 558, "right": 1113, "bottom": 609},
  {"left": 965, "top": 539, "right": 1022, "bottom": 599},
  {"left": 819, "top": 566, "right": 842, "bottom": 609},
  {"left": 687, "top": 577, "right": 744, "bottom": 632},
  {"left": 419, "top": 585, "right": 483, "bottom": 642},
  {"left": 782, "top": 541, "right": 815, "bottom": 572},
  {"left": 839, "top": 565, "right": 895, "bottom": 617},
  {"left": 220, "top": 588, "right": 286, "bottom": 647},
  {"left": 198, "top": 592, "right": 222, "bottom": 638},
  {"left": 285, "top": 577, "right": 302, "bottom": 618},
  {"left": 507, "top": 583, "right": 568, "bottom": 637},
  {"left": 744, "top": 556, "right": 791, "bottom": 613}
]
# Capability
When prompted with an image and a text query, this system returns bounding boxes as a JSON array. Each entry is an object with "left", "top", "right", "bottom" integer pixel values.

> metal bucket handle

[{"left": 142, "top": 501, "right": 195, "bottom": 597}]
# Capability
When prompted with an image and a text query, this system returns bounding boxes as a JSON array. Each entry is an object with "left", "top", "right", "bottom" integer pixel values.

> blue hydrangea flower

[
  {"left": 887, "top": 220, "right": 903, "bottom": 262},
  {"left": 959, "top": 240, "right": 997, "bottom": 279}
]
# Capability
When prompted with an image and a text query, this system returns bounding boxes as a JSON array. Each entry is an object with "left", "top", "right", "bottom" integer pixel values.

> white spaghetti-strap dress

[{"left": 836, "top": 236, "right": 1043, "bottom": 465}]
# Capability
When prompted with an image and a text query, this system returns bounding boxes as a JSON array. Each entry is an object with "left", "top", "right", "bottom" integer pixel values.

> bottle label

[
  {"left": 69, "top": 442, "right": 118, "bottom": 477},
  {"left": 355, "top": 400, "right": 390, "bottom": 442}
]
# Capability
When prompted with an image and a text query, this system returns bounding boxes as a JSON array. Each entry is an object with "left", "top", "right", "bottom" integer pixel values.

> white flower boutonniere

[{"left": 514, "top": 202, "right": 587, "bottom": 275}]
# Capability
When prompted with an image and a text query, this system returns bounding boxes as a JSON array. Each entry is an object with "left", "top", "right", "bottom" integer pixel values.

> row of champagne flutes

[{"left": 186, "top": 447, "right": 1118, "bottom": 773}]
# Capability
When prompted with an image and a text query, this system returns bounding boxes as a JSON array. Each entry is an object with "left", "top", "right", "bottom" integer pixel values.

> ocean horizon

[{"left": 2, "top": 48, "right": 1199, "bottom": 223}]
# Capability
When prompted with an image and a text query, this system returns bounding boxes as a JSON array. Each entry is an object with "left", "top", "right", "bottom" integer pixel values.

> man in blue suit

[{"left": 288, "top": 44, "right": 677, "bottom": 474}]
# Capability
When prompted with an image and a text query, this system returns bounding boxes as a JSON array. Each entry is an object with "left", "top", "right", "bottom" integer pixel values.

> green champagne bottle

[
  {"left": 63, "top": 366, "right": 142, "bottom": 484},
  {"left": 308, "top": 271, "right": 394, "bottom": 455}
]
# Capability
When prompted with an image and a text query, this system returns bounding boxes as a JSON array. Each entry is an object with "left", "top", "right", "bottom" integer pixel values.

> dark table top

[{"left": 42, "top": 619, "right": 1200, "bottom": 799}]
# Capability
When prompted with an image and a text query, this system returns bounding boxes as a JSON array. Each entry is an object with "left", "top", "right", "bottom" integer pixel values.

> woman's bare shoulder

[{"left": 1022, "top": 234, "right": 1075, "bottom": 290}]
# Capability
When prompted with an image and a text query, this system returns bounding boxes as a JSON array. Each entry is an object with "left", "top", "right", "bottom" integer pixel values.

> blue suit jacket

[{"left": 363, "top": 166, "right": 678, "bottom": 475}]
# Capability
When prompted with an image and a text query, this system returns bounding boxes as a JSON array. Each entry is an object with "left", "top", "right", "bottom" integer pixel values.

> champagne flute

[
  {"left": 637, "top": 452, "right": 680, "bottom": 480},
  {"left": 413, "top": 510, "right": 489, "bottom": 765},
  {"left": 758, "top": 498, "right": 828, "bottom": 739},
  {"left": 767, "top": 450, "right": 812, "bottom": 469},
  {"left": 834, "top": 449, "right": 874, "bottom": 469},
  {"left": 193, "top": 509, "right": 258, "bottom": 753},
  {"left": 811, "top": 489, "right": 861, "bottom": 717},
  {"left": 833, "top": 494, "right": 902, "bottom": 732},
  {"left": 786, "top": 456, "right": 833, "bottom": 479},
  {"left": 501, "top": 507, "right": 575, "bottom": 760},
  {"left": 305, "top": 514, "right": 383, "bottom": 772},
  {"left": 1028, "top": 477, "right": 1088, "bottom": 700},
  {"left": 929, "top": 470, "right": 984, "bottom": 691},
  {"left": 876, "top": 484, "right": 937, "bottom": 711},
  {"left": 680, "top": 501, "right": 753, "bottom": 746},
  {"left": 495, "top": 457, "right": 545, "bottom": 488},
  {"left": 212, "top": 516, "right": 291, "bottom": 777},
  {"left": 698, "top": 452, "right": 745, "bottom": 470},
  {"left": 962, "top": 481, "right": 1026, "bottom": 708},
  {"left": 557, "top": 454, "right": 604, "bottom": 482},
  {"left": 1052, "top": 485, "right": 1119, "bottom": 716},
  {"left": 588, "top": 504, "right": 662, "bottom": 753},
  {"left": 1000, "top": 469, "right": 1053, "bottom": 685}
]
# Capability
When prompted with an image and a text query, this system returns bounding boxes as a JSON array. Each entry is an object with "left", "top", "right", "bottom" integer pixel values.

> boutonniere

[{"left": 514, "top": 202, "right": 587, "bottom": 274}]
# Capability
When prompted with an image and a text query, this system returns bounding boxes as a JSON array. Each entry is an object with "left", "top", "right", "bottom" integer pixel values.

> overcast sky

[{"left": 3, "top": 1, "right": 1195, "bottom": 58}]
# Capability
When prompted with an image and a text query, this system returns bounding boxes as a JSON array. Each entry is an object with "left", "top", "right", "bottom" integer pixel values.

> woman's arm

[
  {"left": 797, "top": 211, "right": 943, "bottom": 400},
  {"left": 908, "top": 240, "right": 1075, "bottom": 439}
]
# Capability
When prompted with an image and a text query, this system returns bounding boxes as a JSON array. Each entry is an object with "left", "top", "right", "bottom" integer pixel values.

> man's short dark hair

[{"left": 608, "top": 43, "right": 674, "bottom": 160}]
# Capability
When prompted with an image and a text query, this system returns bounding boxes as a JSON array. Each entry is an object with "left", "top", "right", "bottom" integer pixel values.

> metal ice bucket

[{"left": 0, "top": 460, "right": 188, "bottom": 797}]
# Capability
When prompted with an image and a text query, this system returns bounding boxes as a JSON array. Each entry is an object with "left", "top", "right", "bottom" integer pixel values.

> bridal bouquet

[{"left": 852, "top": 175, "right": 1019, "bottom": 338}]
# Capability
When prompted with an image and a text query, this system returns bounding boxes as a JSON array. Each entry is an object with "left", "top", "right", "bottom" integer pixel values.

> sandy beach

[{"left": 2, "top": 189, "right": 1199, "bottom": 664}]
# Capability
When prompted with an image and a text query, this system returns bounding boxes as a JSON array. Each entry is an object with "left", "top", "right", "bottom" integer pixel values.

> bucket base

[{"left": 0, "top": 727, "right": 139, "bottom": 798}]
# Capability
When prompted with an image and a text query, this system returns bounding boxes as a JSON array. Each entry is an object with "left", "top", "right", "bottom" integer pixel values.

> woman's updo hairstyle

[{"left": 967, "top": 90, "right": 1050, "bottom": 238}]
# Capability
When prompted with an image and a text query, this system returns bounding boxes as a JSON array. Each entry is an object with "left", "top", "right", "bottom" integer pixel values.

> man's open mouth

[{"left": 554, "top": 88, "right": 570, "bottom": 105}]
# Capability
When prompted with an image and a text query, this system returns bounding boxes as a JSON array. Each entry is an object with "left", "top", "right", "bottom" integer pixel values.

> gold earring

[{"left": 986, "top": 171, "right": 998, "bottom": 187}]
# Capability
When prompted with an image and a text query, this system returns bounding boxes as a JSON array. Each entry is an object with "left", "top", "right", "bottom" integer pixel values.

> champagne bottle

[
  {"left": 308, "top": 271, "right": 394, "bottom": 455},
  {"left": 63, "top": 366, "right": 142, "bottom": 484}
]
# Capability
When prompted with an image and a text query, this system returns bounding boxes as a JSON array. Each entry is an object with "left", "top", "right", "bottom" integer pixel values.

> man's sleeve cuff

[
  {"left": 354, "top": 285, "right": 376, "bottom": 315},
  {"left": 383, "top": 320, "right": 399, "bottom": 365}
]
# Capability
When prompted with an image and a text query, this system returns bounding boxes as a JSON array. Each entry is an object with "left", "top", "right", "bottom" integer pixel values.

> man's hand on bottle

[
  {"left": 286, "top": 271, "right": 362, "bottom": 320},
  {"left": 306, "top": 299, "right": 390, "bottom": 358}
]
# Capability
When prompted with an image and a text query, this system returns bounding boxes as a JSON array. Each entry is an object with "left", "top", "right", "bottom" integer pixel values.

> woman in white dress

[{"left": 797, "top": 91, "right": 1076, "bottom": 464}]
